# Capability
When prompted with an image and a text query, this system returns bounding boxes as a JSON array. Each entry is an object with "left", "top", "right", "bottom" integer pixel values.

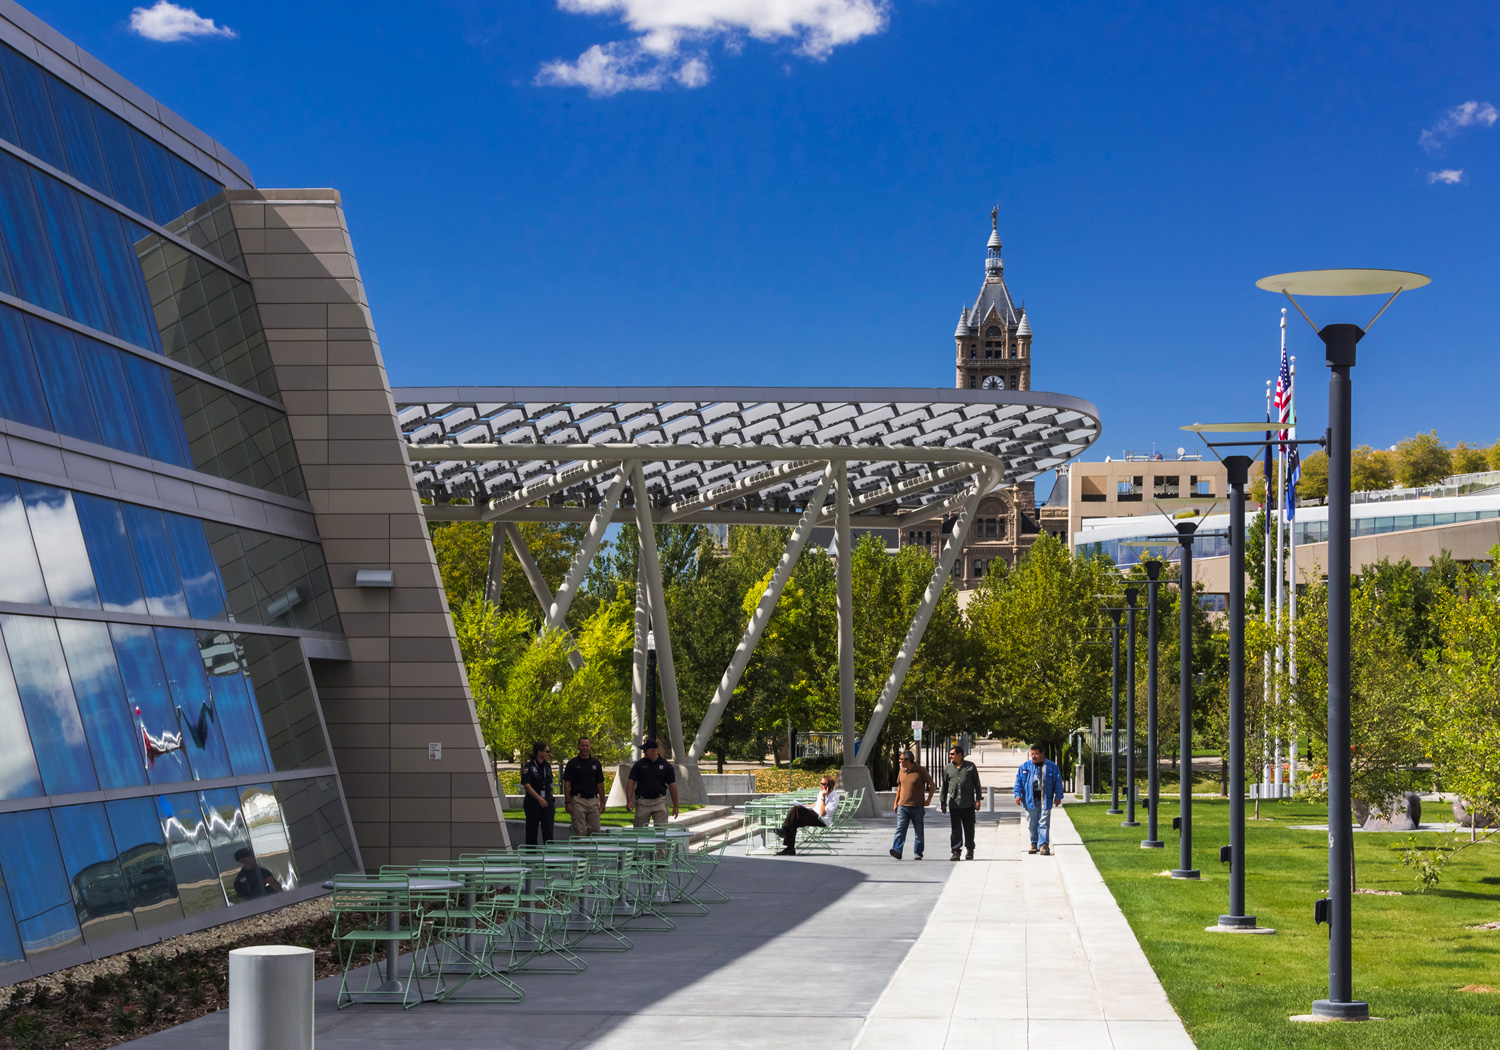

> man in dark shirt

[
  {"left": 625, "top": 738, "right": 678, "bottom": 828},
  {"left": 521, "top": 742, "right": 556, "bottom": 845},
  {"left": 563, "top": 735, "right": 607, "bottom": 837},
  {"left": 232, "top": 848, "right": 282, "bottom": 901}
]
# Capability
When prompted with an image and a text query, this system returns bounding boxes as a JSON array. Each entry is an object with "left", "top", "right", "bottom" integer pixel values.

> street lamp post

[
  {"left": 1171, "top": 520, "right": 1201, "bottom": 880},
  {"left": 1107, "top": 607, "right": 1124, "bottom": 815},
  {"left": 1143, "top": 560, "right": 1165, "bottom": 848},
  {"left": 1123, "top": 587, "right": 1140, "bottom": 828},
  {"left": 1257, "top": 268, "right": 1428, "bottom": 1021},
  {"left": 1221, "top": 455, "right": 1256, "bottom": 926}
]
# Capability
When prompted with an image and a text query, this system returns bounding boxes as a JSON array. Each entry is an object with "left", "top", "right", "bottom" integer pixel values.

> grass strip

[{"left": 1069, "top": 798, "right": 1500, "bottom": 1048}]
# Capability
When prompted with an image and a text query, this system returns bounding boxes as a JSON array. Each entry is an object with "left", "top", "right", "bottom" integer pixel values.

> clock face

[{"left": 981, "top": 375, "right": 1002, "bottom": 389}]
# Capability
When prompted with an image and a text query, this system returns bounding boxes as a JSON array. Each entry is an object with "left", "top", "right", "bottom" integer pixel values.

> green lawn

[{"left": 1069, "top": 798, "right": 1500, "bottom": 1048}]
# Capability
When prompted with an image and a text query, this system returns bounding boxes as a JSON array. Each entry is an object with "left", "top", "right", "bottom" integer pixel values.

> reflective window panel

[
  {"left": 239, "top": 783, "right": 298, "bottom": 893},
  {"left": 0, "top": 809, "right": 82, "bottom": 962},
  {"left": 273, "top": 776, "right": 356, "bottom": 884},
  {"left": 198, "top": 787, "right": 259, "bottom": 904},
  {"left": 0, "top": 478, "right": 341, "bottom": 634},
  {"left": 104, "top": 797, "right": 183, "bottom": 930},
  {"left": 0, "top": 614, "right": 97, "bottom": 796},
  {"left": 0, "top": 42, "right": 224, "bottom": 228},
  {"left": 109, "top": 623, "right": 192, "bottom": 785},
  {"left": 51, "top": 803, "right": 136, "bottom": 944},
  {"left": 55, "top": 618, "right": 147, "bottom": 790},
  {"left": 240, "top": 634, "right": 331, "bottom": 771},
  {"left": 0, "top": 627, "right": 43, "bottom": 800},
  {"left": 155, "top": 792, "right": 226, "bottom": 917},
  {"left": 197, "top": 631, "right": 272, "bottom": 776},
  {"left": 156, "top": 627, "right": 233, "bottom": 780}
]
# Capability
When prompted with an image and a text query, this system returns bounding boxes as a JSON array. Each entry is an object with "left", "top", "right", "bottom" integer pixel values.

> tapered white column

[
  {"left": 631, "top": 463, "right": 687, "bottom": 765},
  {"left": 857, "top": 469, "right": 993, "bottom": 764},
  {"left": 835, "top": 463, "right": 856, "bottom": 761},
  {"left": 689, "top": 463, "right": 836, "bottom": 761}
]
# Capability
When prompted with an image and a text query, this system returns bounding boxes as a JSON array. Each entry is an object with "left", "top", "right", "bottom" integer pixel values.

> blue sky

[{"left": 28, "top": 1, "right": 1500, "bottom": 477}]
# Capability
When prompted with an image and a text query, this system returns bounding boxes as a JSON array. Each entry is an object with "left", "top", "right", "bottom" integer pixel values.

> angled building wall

[{"left": 227, "top": 189, "right": 506, "bottom": 867}]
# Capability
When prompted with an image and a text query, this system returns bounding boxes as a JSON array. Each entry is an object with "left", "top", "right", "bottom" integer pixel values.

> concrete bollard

[
  {"left": 986, "top": 785, "right": 997, "bottom": 812},
  {"left": 229, "top": 945, "right": 314, "bottom": 1050}
]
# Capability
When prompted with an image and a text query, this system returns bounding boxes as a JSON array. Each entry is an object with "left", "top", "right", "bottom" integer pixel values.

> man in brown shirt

[{"left": 889, "top": 750, "right": 935, "bottom": 860}]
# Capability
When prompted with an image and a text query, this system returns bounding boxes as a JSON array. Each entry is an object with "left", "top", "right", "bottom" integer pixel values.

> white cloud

[
  {"left": 1420, "top": 101, "right": 1497, "bottom": 152},
  {"left": 537, "top": 0, "right": 891, "bottom": 96},
  {"left": 1427, "top": 169, "right": 1465, "bottom": 185},
  {"left": 128, "top": 1, "right": 236, "bottom": 43}
]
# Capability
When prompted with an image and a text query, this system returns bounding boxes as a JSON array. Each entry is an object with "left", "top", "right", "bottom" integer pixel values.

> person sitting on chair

[{"left": 777, "top": 774, "right": 840, "bottom": 856}]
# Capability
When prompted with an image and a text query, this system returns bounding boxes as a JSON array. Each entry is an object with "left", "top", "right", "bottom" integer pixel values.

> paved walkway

[{"left": 124, "top": 759, "right": 1193, "bottom": 1050}]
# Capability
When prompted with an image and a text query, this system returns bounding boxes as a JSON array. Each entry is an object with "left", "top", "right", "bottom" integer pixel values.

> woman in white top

[{"left": 777, "top": 774, "right": 841, "bottom": 856}]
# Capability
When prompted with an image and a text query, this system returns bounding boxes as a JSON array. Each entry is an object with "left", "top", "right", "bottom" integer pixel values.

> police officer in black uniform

[
  {"left": 563, "top": 735, "right": 607, "bottom": 837},
  {"left": 625, "top": 737, "right": 678, "bottom": 827},
  {"left": 520, "top": 741, "right": 556, "bottom": 845}
]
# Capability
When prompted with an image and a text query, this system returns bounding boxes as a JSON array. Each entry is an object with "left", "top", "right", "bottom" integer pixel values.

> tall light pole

[
  {"left": 1171, "top": 520, "right": 1201, "bottom": 880},
  {"left": 1222, "top": 455, "right": 1255, "bottom": 926},
  {"left": 1122, "top": 587, "right": 1140, "bottom": 828},
  {"left": 1107, "top": 607, "right": 1124, "bottom": 815},
  {"left": 646, "top": 628, "right": 658, "bottom": 745},
  {"left": 1142, "top": 559, "right": 1165, "bottom": 848},
  {"left": 1258, "top": 268, "right": 1428, "bottom": 1021}
]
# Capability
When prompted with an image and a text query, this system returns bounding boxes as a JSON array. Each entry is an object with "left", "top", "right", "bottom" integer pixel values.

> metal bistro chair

[
  {"left": 543, "top": 842, "right": 635, "bottom": 952},
  {"left": 332, "top": 873, "right": 433, "bottom": 1010},
  {"left": 410, "top": 861, "right": 528, "bottom": 1005}
]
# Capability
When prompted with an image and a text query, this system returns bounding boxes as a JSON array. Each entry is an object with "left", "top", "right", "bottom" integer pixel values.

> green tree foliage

[
  {"left": 1425, "top": 548, "right": 1500, "bottom": 818},
  {"left": 1451, "top": 442, "right": 1490, "bottom": 475},
  {"left": 1297, "top": 449, "right": 1329, "bottom": 500},
  {"left": 967, "top": 533, "right": 1114, "bottom": 754},
  {"left": 1349, "top": 445, "right": 1395, "bottom": 491},
  {"left": 1394, "top": 430, "right": 1453, "bottom": 487}
]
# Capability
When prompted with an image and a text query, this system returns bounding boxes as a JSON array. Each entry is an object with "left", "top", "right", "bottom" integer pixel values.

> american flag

[{"left": 1273, "top": 342, "right": 1292, "bottom": 440}]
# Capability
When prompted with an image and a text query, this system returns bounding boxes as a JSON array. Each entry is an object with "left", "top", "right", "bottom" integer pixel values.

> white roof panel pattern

[{"left": 394, "top": 387, "right": 1101, "bottom": 520}]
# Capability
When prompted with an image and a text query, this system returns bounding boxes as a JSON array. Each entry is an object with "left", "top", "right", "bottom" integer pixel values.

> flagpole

[
  {"left": 1262, "top": 380, "right": 1274, "bottom": 797},
  {"left": 1288, "top": 353, "right": 1299, "bottom": 791},
  {"left": 1274, "top": 314, "right": 1287, "bottom": 798}
]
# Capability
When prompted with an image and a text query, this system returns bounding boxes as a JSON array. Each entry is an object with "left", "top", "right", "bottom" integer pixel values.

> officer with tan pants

[
  {"left": 625, "top": 738, "right": 678, "bottom": 827},
  {"left": 563, "top": 736, "right": 606, "bottom": 836}
]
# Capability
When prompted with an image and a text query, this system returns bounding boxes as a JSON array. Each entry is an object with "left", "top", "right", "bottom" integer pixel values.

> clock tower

[
  {"left": 954, "top": 211, "right": 1032, "bottom": 391},
  {"left": 905, "top": 210, "right": 1064, "bottom": 586}
]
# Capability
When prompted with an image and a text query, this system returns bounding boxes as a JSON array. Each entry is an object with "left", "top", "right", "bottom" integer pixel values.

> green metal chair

[{"left": 332, "top": 874, "right": 433, "bottom": 1009}]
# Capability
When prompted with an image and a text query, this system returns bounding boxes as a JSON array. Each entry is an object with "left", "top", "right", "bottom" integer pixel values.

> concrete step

[
  {"left": 684, "top": 814, "right": 745, "bottom": 847},
  {"left": 667, "top": 804, "right": 734, "bottom": 831}
]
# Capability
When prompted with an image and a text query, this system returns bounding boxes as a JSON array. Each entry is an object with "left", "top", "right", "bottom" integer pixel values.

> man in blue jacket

[{"left": 1013, "top": 743, "right": 1064, "bottom": 855}]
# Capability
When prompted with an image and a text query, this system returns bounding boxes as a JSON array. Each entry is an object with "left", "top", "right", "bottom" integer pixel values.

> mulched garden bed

[{"left": 0, "top": 899, "right": 344, "bottom": 1050}]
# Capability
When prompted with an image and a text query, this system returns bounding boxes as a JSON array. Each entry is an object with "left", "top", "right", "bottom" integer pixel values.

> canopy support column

[
  {"left": 631, "top": 464, "right": 689, "bottom": 779},
  {"left": 689, "top": 463, "right": 836, "bottom": 762},
  {"left": 483, "top": 522, "right": 505, "bottom": 605},
  {"left": 835, "top": 463, "right": 856, "bottom": 762},
  {"left": 856, "top": 469, "right": 993, "bottom": 767},
  {"left": 545, "top": 465, "right": 627, "bottom": 631},
  {"left": 505, "top": 524, "right": 583, "bottom": 671}
]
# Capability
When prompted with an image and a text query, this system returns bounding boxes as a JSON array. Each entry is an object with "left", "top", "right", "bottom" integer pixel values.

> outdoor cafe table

[
  {"left": 322, "top": 877, "right": 461, "bottom": 993},
  {"left": 406, "top": 864, "right": 526, "bottom": 963}
]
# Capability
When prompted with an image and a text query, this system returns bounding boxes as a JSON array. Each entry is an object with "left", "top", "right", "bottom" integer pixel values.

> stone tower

[
  {"left": 954, "top": 211, "right": 1033, "bottom": 391},
  {"left": 902, "top": 211, "right": 1065, "bottom": 587}
]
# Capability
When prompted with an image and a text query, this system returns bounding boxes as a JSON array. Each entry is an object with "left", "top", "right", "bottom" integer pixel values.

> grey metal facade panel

[
  {"left": 233, "top": 190, "right": 509, "bottom": 869},
  {"left": 0, "top": 1, "right": 255, "bottom": 188}
]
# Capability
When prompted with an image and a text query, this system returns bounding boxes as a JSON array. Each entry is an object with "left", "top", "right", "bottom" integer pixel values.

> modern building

[
  {"left": 1075, "top": 488, "right": 1500, "bottom": 594},
  {"left": 905, "top": 213, "right": 1069, "bottom": 588},
  {"left": 0, "top": 2, "right": 504, "bottom": 984},
  {"left": 1063, "top": 449, "right": 1226, "bottom": 548}
]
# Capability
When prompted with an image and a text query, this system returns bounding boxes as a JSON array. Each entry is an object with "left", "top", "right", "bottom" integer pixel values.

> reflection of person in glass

[{"left": 233, "top": 848, "right": 282, "bottom": 901}]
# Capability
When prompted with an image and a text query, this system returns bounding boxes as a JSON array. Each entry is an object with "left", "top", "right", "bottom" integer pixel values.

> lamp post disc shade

[
  {"left": 1181, "top": 422, "right": 1282, "bottom": 433},
  {"left": 1255, "top": 269, "right": 1430, "bottom": 296}
]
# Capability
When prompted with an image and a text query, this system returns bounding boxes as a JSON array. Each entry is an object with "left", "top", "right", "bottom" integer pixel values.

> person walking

[
  {"left": 889, "top": 750, "right": 935, "bottom": 860},
  {"left": 563, "top": 735, "right": 607, "bottom": 838},
  {"left": 1013, "top": 742, "right": 1064, "bottom": 855},
  {"left": 520, "top": 741, "right": 556, "bottom": 845},
  {"left": 940, "top": 744, "right": 983, "bottom": 861},
  {"left": 625, "top": 737, "right": 678, "bottom": 828}
]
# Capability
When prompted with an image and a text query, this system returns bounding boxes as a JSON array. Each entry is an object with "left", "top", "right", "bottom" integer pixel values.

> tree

[
  {"left": 1394, "top": 430, "right": 1452, "bottom": 488},
  {"left": 1452, "top": 442, "right": 1490, "bottom": 475},
  {"left": 967, "top": 533, "right": 1113, "bottom": 755},
  {"left": 1349, "top": 445, "right": 1395, "bottom": 492},
  {"left": 1489, "top": 439, "right": 1500, "bottom": 472},
  {"left": 1298, "top": 449, "right": 1329, "bottom": 501}
]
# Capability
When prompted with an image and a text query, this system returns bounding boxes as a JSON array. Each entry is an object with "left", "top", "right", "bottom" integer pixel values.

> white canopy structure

[{"left": 395, "top": 386, "right": 1101, "bottom": 806}]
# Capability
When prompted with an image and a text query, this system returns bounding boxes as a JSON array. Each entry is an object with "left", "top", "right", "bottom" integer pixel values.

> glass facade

[{"left": 0, "top": 36, "right": 356, "bottom": 980}]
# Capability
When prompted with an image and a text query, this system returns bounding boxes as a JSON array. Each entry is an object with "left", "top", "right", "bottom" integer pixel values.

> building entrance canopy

[{"left": 395, "top": 387, "right": 1100, "bottom": 805}]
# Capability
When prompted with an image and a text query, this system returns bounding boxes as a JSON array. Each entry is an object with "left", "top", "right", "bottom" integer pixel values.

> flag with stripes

[{"left": 1274, "top": 341, "right": 1291, "bottom": 440}]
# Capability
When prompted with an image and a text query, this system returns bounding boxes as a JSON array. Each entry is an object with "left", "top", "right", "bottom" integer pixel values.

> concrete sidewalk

[{"left": 853, "top": 805, "right": 1194, "bottom": 1050}]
